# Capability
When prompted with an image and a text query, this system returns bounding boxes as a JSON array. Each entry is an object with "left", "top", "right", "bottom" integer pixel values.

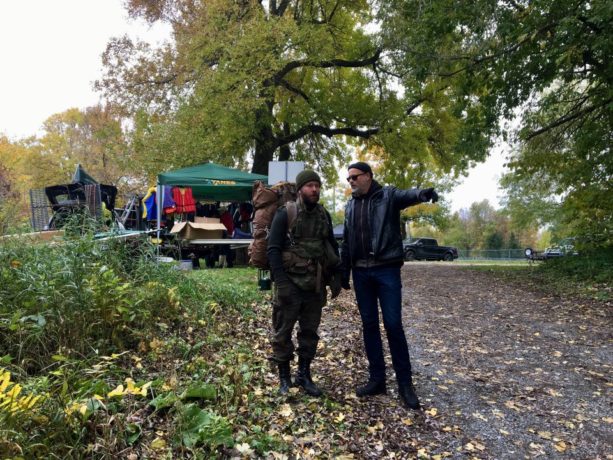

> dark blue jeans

[{"left": 353, "top": 265, "right": 412, "bottom": 385}]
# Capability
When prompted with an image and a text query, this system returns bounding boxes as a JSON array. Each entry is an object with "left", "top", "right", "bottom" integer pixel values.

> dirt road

[{"left": 317, "top": 262, "right": 612, "bottom": 459}]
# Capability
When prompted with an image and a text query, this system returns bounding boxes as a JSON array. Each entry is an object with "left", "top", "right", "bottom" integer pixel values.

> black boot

[
  {"left": 295, "top": 358, "right": 322, "bottom": 396},
  {"left": 277, "top": 361, "right": 292, "bottom": 395},
  {"left": 356, "top": 380, "right": 387, "bottom": 397},
  {"left": 399, "top": 381, "right": 420, "bottom": 410}
]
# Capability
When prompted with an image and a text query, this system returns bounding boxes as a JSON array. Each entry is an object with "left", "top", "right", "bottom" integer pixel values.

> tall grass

[{"left": 0, "top": 225, "right": 275, "bottom": 458}]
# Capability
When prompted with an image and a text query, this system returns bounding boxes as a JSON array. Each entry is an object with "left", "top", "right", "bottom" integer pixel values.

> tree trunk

[
  {"left": 278, "top": 123, "right": 292, "bottom": 161},
  {"left": 252, "top": 135, "right": 277, "bottom": 175},
  {"left": 251, "top": 101, "right": 277, "bottom": 175}
]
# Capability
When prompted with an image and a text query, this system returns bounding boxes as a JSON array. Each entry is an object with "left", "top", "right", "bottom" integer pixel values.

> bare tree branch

[
  {"left": 274, "top": 49, "right": 381, "bottom": 82},
  {"left": 277, "top": 123, "right": 379, "bottom": 146},
  {"left": 525, "top": 98, "right": 611, "bottom": 140},
  {"left": 278, "top": 79, "right": 310, "bottom": 102}
]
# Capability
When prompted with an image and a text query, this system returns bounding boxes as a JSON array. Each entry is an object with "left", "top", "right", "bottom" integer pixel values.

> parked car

[
  {"left": 524, "top": 238, "right": 578, "bottom": 261},
  {"left": 403, "top": 238, "right": 459, "bottom": 261}
]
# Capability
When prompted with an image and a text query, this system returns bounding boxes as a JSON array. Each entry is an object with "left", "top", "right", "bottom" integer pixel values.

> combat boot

[
  {"left": 277, "top": 361, "right": 292, "bottom": 395},
  {"left": 295, "top": 358, "right": 322, "bottom": 397}
]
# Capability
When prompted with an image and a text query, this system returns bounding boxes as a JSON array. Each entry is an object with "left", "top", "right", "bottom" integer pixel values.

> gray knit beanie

[{"left": 295, "top": 170, "right": 321, "bottom": 190}]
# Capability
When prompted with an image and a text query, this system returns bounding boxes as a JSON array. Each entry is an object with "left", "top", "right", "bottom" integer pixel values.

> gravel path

[
  {"left": 314, "top": 262, "right": 612, "bottom": 459},
  {"left": 401, "top": 262, "right": 612, "bottom": 459}
]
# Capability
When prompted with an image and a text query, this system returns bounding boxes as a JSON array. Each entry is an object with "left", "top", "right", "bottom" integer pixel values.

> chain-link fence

[{"left": 457, "top": 249, "right": 526, "bottom": 260}]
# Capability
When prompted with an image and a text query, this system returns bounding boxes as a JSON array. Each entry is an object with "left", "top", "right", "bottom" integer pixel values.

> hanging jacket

[
  {"left": 172, "top": 187, "right": 196, "bottom": 214},
  {"left": 142, "top": 187, "right": 157, "bottom": 220},
  {"left": 162, "top": 186, "right": 176, "bottom": 215}
]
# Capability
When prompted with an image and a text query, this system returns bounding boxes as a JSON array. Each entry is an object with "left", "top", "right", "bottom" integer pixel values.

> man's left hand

[{"left": 420, "top": 187, "right": 439, "bottom": 203}]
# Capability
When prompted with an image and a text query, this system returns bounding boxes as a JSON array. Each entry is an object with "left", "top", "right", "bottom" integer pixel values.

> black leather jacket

[{"left": 341, "top": 182, "right": 423, "bottom": 271}]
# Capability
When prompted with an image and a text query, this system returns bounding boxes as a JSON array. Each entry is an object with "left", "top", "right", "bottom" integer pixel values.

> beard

[{"left": 301, "top": 192, "right": 320, "bottom": 205}]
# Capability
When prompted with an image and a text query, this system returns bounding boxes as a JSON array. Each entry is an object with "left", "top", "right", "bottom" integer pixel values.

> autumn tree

[
  {"left": 0, "top": 136, "right": 37, "bottom": 231},
  {"left": 442, "top": 200, "right": 538, "bottom": 250},
  {"left": 96, "top": 0, "right": 493, "bottom": 190},
  {"left": 28, "top": 106, "right": 131, "bottom": 192}
]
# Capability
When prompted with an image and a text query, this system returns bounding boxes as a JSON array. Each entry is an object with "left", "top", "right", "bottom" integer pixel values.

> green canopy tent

[{"left": 155, "top": 162, "right": 268, "bottom": 235}]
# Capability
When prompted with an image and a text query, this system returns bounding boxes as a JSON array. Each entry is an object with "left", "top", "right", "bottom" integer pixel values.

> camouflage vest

[{"left": 281, "top": 202, "right": 330, "bottom": 291}]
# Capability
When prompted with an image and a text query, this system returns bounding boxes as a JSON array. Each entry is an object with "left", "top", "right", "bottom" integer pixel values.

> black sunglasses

[{"left": 346, "top": 172, "right": 367, "bottom": 182}]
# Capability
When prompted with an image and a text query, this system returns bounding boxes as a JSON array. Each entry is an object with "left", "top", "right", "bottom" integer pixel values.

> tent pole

[{"left": 156, "top": 183, "right": 162, "bottom": 256}]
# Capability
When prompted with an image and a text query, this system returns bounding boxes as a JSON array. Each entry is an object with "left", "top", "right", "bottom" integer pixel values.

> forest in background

[{"left": 1, "top": 0, "right": 610, "bottom": 250}]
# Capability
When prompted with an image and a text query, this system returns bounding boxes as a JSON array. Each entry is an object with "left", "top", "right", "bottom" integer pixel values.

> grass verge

[{"left": 468, "top": 248, "right": 613, "bottom": 301}]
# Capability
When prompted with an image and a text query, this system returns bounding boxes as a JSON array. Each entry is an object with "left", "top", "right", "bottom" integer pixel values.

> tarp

[
  {"left": 157, "top": 162, "right": 267, "bottom": 201},
  {"left": 155, "top": 162, "right": 267, "bottom": 239},
  {"left": 72, "top": 164, "right": 98, "bottom": 185}
]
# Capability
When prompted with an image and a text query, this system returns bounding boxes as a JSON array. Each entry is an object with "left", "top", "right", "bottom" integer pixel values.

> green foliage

[
  {"left": 176, "top": 403, "right": 233, "bottom": 449},
  {"left": 97, "top": 0, "right": 492, "bottom": 184},
  {"left": 539, "top": 247, "right": 613, "bottom": 287},
  {"left": 442, "top": 200, "right": 539, "bottom": 250},
  {"left": 0, "top": 232, "right": 279, "bottom": 458},
  {"left": 474, "top": 248, "right": 613, "bottom": 301},
  {"left": 381, "top": 0, "right": 612, "bottom": 249}
]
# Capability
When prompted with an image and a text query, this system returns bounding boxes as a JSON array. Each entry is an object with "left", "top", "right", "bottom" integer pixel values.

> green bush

[
  {"left": 0, "top": 231, "right": 185, "bottom": 372},
  {"left": 539, "top": 246, "right": 613, "bottom": 284},
  {"left": 0, "top": 230, "right": 273, "bottom": 458}
]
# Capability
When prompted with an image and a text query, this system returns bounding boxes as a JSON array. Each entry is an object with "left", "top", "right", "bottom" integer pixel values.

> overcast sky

[{"left": 0, "top": 0, "right": 507, "bottom": 212}]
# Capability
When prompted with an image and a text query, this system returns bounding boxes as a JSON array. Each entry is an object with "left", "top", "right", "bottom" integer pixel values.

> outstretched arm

[{"left": 394, "top": 187, "right": 439, "bottom": 209}]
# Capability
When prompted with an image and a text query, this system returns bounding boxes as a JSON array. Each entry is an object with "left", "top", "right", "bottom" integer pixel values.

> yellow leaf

[
  {"left": 278, "top": 404, "right": 293, "bottom": 417},
  {"left": 0, "top": 370, "right": 11, "bottom": 393},
  {"left": 107, "top": 384, "right": 125, "bottom": 398},
  {"left": 334, "top": 413, "right": 346, "bottom": 423},
  {"left": 425, "top": 407, "right": 438, "bottom": 416},
  {"left": 151, "top": 437, "right": 167, "bottom": 450},
  {"left": 401, "top": 418, "right": 414, "bottom": 426},
  {"left": 236, "top": 442, "right": 254, "bottom": 455},
  {"left": 554, "top": 441, "right": 567, "bottom": 452},
  {"left": 464, "top": 443, "right": 475, "bottom": 451},
  {"left": 538, "top": 431, "right": 552, "bottom": 440}
]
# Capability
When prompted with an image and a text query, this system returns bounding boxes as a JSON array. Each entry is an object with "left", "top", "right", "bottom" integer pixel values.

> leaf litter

[{"left": 262, "top": 262, "right": 611, "bottom": 458}]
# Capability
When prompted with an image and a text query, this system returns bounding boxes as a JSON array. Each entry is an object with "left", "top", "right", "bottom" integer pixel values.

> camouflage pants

[{"left": 270, "top": 281, "right": 326, "bottom": 363}]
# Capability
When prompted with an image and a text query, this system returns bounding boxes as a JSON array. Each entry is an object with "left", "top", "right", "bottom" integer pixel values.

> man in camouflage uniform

[{"left": 267, "top": 170, "right": 340, "bottom": 396}]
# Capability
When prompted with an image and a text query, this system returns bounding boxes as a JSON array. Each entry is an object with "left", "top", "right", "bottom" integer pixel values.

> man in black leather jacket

[{"left": 340, "top": 162, "right": 438, "bottom": 410}]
